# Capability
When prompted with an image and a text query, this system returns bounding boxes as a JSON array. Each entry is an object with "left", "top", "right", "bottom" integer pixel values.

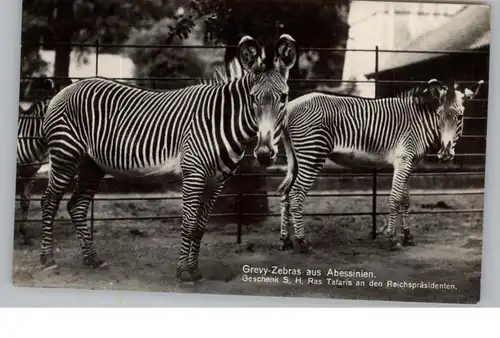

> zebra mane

[
  {"left": 396, "top": 86, "right": 439, "bottom": 109},
  {"left": 397, "top": 87, "right": 422, "bottom": 100},
  {"left": 313, "top": 84, "right": 430, "bottom": 102},
  {"left": 200, "top": 57, "right": 247, "bottom": 85}
]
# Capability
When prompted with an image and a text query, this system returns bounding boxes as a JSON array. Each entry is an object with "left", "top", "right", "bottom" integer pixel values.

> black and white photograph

[{"left": 12, "top": 0, "right": 490, "bottom": 304}]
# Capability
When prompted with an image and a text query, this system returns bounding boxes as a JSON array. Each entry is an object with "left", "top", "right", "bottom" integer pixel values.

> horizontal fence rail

[
  {"left": 19, "top": 76, "right": 490, "bottom": 88},
  {"left": 19, "top": 40, "right": 490, "bottom": 53},
  {"left": 16, "top": 42, "right": 488, "bottom": 244}
]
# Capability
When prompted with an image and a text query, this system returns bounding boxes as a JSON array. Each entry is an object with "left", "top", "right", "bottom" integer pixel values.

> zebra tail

[{"left": 275, "top": 127, "right": 298, "bottom": 196}]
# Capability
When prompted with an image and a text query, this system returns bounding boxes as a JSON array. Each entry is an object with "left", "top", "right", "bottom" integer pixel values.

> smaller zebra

[
  {"left": 17, "top": 100, "right": 50, "bottom": 244},
  {"left": 277, "top": 79, "right": 484, "bottom": 253},
  {"left": 16, "top": 77, "right": 72, "bottom": 244}
]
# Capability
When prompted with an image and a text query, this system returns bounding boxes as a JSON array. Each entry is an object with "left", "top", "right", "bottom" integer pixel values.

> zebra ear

[
  {"left": 275, "top": 34, "right": 298, "bottom": 78},
  {"left": 427, "top": 79, "right": 446, "bottom": 101},
  {"left": 464, "top": 80, "right": 484, "bottom": 101},
  {"left": 46, "top": 79, "right": 56, "bottom": 94},
  {"left": 237, "top": 35, "right": 263, "bottom": 74}
]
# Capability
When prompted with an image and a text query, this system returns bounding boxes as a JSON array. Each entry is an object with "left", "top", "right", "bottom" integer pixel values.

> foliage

[
  {"left": 20, "top": 0, "right": 181, "bottom": 78},
  {"left": 20, "top": 0, "right": 196, "bottom": 98},
  {"left": 124, "top": 17, "right": 215, "bottom": 90},
  {"left": 184, "top": 0, "right": 351, "bottom": 82},
  {"left": 21, "top": 0, "right": 352, "bottom": 95}
]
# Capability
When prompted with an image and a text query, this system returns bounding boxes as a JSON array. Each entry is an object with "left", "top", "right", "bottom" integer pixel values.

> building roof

[{"left": 366, "top": 5, "right": 490, "bottom": 77}]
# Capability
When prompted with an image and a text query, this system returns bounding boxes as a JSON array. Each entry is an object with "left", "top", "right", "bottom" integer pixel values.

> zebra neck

[
  {"left": 409, "top": 103, "right": 441, "bottom": 153},
  {"left": 427, "top": 111, "right": 442, "bottom": 151},
  {"left": 209, "top": 73, "right": 259, "bottom": 167}
]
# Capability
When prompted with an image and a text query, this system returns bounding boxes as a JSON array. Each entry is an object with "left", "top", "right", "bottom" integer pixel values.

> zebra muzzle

[
  {"left": 437, "top": 141, "right": 454, "bottom": 163},
  {"left": 254, "top": 130, "right": 277, "bottom": 167},
  {"left": 254, "top": 147, "right": 277, "bottom": 167}
]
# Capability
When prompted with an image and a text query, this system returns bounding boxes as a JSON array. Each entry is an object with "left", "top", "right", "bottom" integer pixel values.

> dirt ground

[{"left": 11, "top": 190, "right": 483, "bottom": 304}]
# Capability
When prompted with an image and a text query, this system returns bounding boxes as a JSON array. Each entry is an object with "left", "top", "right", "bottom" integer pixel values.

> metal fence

[{"left": 16, "top": 42, "right": 488, "bottom": 243}]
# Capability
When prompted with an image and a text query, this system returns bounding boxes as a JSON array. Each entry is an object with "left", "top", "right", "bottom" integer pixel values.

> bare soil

[{"left": 12, "top": 190, "right": 483, "bottom": 304}]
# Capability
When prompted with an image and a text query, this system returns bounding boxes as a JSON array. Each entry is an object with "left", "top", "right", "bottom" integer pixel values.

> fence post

[
  {"left": 89, "top": 40, "right": 99, "bottom": 240},
  {"left": 236, "top": 168, "right": 242, "bottom": 244},
  {"left": 371, "top": 46, "right": 379, "bottom": 240}
]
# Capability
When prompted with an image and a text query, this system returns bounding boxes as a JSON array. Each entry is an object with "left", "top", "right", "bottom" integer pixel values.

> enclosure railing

[{"left": 16, "top": 41, "right": 488, "bottom": 243}]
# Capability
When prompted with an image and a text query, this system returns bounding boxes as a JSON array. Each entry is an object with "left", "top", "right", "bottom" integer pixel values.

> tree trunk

[{"left": 53, "top": 0, "right": 75, "bottom": 78}]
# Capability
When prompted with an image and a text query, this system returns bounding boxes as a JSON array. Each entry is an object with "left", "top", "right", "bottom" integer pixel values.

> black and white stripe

[
  {"left": 39, "top": 34, "right": 298, "bottom": 283},
  {"left": 277, "top": 78, "right": 484, "bottom": 252}
]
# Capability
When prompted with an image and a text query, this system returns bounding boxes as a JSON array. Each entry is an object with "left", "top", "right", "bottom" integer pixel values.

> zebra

[
  {"left": 17, "top": 99, "right": 51, "bottom": 244},
  {"left": 276, "top": 78, "right": 484, "bottom": 253},
  {"left": 39, "top": 34, "right": 298, "bottom": 283},
  {"left": 16, "top": 77, "right": 73, "bottom": 244}
]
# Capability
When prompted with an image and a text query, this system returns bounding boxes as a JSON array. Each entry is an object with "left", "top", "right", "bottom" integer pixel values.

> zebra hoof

[
  {"left": 295, "top": 239, "right": 312, "bottom": 254},
  {"left": 40, "top": 255, "right": 57, "bottom": 271},
  {"left": 41, "top": 261, "right": 58, "bottom": 272},
  {"left": 84, "top": 257, "right": 108, "bottom": 269},
  {"left": 298, "top": 246, "right": 312, "bottom": 254},
  {"left": 176, "top": 269, "right": 200, "bottom": 284},
  {"left": 279, "top": 238, "right": 294, "bottom": 251},
  {"left": 403, "top": 231, "right": 416, "bottom": 247},
  {"left": 389, "top": 242, "right": 404, "bottom": 251},
  {"left": 189, "top": 269, "right": 205, "bottom": 282},
  {"left": 403, "top": 237, "right": 416, "bottom": 247}
]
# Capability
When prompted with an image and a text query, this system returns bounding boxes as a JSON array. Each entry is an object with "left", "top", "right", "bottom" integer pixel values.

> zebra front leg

[
  {"left": 19, "top": 178, "right": 35, "bottom": 245},
  {"left": 279, "top": 193, "right": 294, "bottom": 251},
  {"left": 187, "top": 178, "right": 227, "bottom": 281},
  {"left": 67, "top": 157, "right": 106, "bottom": 269},
  {"left": 176, "top": 173, "right": 205, "bottom": 283},
  {"left": 401, "top": 186, "right": 415, "bottom": 246},
  {"left": 384, "top": 159, "right": 413, "bottom": 251}
]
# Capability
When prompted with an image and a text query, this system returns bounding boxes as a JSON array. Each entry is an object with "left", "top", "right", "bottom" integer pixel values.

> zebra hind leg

[
  {"left": 66, "top": 156, "right": 106, "bottom": 269},
  {"left": 385, "top": 192, "right": 403, "bottom": 251},
  {"left": 19, "top": 178, "right": 35, "bottom": 245},
  {"left": 289, "top": 152, "right": 328, "bottom": 254},
  {"left": 279, "top": 193, "right": 294, "bottom": 251},
  {"left": 176, "top": 172, "right": 205, "bottom": 283},
  {"left": 40, "top": 156, "right": 82, "bottom": 270},
  {"left": 401, "top": 186, "right": 415, "bottom": 247},
  {"left": 289, "top": 190, "right": 312, "bottom": 253},
  {"left": 187, "top": 178, "right": 227, "bottom": 282}
]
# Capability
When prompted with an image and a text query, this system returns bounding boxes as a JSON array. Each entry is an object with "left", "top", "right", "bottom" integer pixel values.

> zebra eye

[{"left": 280, "top": 93, "right": 288, "bottom": 103}]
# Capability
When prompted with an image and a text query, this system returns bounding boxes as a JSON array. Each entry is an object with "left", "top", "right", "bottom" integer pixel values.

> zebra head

[
  {"left": 425, "top": 78, "right": 483, "bottom": 164},
  {"left": 237, "top": 34, "right": 298, "bottom": 167}
]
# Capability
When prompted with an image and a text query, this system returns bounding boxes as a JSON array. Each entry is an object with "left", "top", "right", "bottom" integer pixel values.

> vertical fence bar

[
  {"left": 236, "top": 168, "right": 242, "bottom": 244},
  {"left": 371, "top": 46, "right": 379, "bottom": 240},
  {"left": 90, "top": 40, "right": 99, "bottom": 240}
]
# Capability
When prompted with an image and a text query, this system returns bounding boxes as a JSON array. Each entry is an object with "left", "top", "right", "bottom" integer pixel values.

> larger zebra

[
  {"left": 39, "top": 34, "right": 298, "bottom": 283},
  {"left": 276, "top": 79, "right": 484, "bottom": 252}
]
